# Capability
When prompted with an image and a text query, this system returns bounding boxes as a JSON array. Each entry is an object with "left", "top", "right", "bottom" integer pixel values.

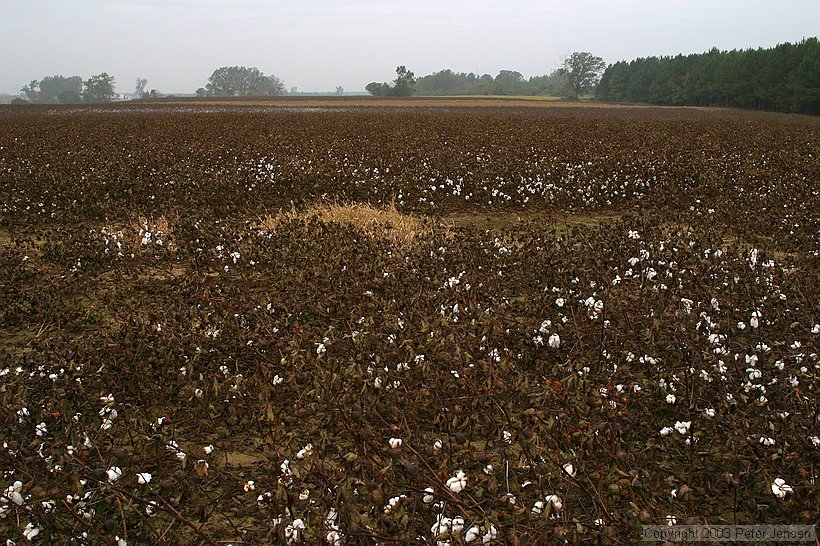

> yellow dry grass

[{"left": 259, "top": 202, "right": 442, "bottom": 247}]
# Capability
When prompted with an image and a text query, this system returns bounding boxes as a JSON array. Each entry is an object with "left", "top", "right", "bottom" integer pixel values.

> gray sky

[{"left": 2, "top": 0, "right": 818, "bottom": 94}]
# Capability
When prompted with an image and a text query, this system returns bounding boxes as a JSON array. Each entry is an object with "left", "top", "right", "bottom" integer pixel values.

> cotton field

[{"left": 0, "top": 102, "right": 818, "bottom": 544}]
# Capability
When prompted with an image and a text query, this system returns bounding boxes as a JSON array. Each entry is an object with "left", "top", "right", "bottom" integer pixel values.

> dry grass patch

[{"left": 258, "top": 202, "right": 443, "bottom": 247}]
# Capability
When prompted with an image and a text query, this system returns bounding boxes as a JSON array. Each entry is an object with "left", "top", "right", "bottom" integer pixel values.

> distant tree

[
  {"left": 21, "top": 76, "right": 83, "bottom": 103},
  {"left": 195, "top": 87, "right": 210, "bottom": 97},
  {"left": 83, "top": 73, "right": 116, "bottom": 102},
  {"left": 494, "top": 70, "right": 525, "bottom": 95},
  {"left": 415, "top": 69, "right": 478, "bottom": 95},
  {"left": 595, "top": 37, "right": 819, "bottom": 114},
  {"left": 365, "top": 82, "right": 390, "bottom": 96},
  {"left": 21, "top": 80, "right": 40, "bottom": 101},
  {"left": 390, "top": 66, "right": 416, "bottom": 96},
  {"left": 41, "top": 76, "right": 83, "bottom": 102},
  {"left": 476, "top": 74, "right": 495, "bottom": 95},
  {"left": 528, "top": 71, "right": 566, "bottom": 96},
  {"left": 560, "top": 52, "right": 606, "bottom": 100},
  {"left": 135, "top": 77, "right": 148, "bottom": 98},
  {"left": 336, "top": 86, "right": 344, "bottom": 95},
  {"left": 205, "top": 66, "right": 284, "bottom": 96}
]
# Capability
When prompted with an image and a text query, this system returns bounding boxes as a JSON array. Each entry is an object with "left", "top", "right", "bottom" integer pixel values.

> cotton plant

[
  {"left": 284, "top": 518, "right": 306, "bottom": 544},
  {"left": 383, "top": 494, "right": 406, "bottom": 514},
  {"left": 446, "top": 470, "right": 467, "bottom": 493},
  {"left": 532, "top": 494, "right": 563, "bottom": 516},
  {"left": 770, "top": 478, "right": 793, "bottom": 499}
]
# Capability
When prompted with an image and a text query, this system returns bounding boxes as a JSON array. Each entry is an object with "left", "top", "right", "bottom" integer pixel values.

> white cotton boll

[
  {"left": 771, "top": 478, "right": 792, "bottom": 498},
  {"left": 555, "top": 297, "right": 565, "bottom": 307},
  {"left": 659, "top": 427, "right": 674, "bottom": 436},
  {"left": 562, "top": 462, "right": 576, "bottom": 478},
  {"left": 666, "top": 394, "right": 676, "bottom": 404},
  {"left": 136, "top": 473, "right": 152, "bottom": 484},
  {"left": 812, "top": 324, "right": 820, "bottom": 334},
  {"left": 704, "top": 408, "right": 716, "bottom": 418},
  {"left": 326, "top": 531, "right": 342, "bottom": 546},
  {"left": 465, "top": 526, "right": 481, "bottom": 543},
  {"left": 759, "top": 437, "right": 775, "bottom": 446},
  {"left": 431, "top": 514, "right": 452, "bottom": 536},
  {"left": 422, "top": 487, "right": 435, "bottom": 504},
  {"left": 446, "top": 470, "right": 467, "bottom": 493},
  {"left": 107, "top": 467, "right": 122, "bottom": 482},
  {"left": 548, "top": 333, "right": 561, "bottom": 349},
  {"left": 6, "top": 481, "right": 24, "bottom": 505},
  {"left": 482, "top": 524, "right": 498, "bottom": 543},
  {"left": 531, "top": 500, "right": 544, "bottom": 515},
  {"left": 433, "top": 439, "right": 443, "bottom": 451},
  {"left": 674, "top": 421, "right": 691, "bottom": 435},
  {"left": 296, "top": 444, "right": 313, "bottom": 459},
  {"left": 389, "top": 438, "right": 402, "bottom": 449},
  {"left": 666, "top": 515, "right": 677, "bottom": 526},
  {"left": 545, "top": 494, "right": 563, "bottom": 510},
  {"left": 244, "top": 480, "right": 256, "bottom": 492},
  {"left": 23, "top": 522, "right": 42, "bottom": 540},
  {"left": 204, "top": 445, "right": 214, "bottom": 455},
  {"left": 451, "top": 516, "right": 465, "bottom": 534},
  {"left": 737, "top": 321, "right": 746, "bottom": 330}
]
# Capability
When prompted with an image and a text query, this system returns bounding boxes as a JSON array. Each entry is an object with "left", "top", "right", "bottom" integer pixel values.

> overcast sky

[{"left": 2, "top": 0, "right": 818, "bottom": 95}]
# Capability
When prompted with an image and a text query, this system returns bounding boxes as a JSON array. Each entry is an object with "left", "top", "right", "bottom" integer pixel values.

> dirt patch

[
  {"left": 0, "top": 228, "right": 12, "bottom": 248},
  {"left": 445, "top": 210, "right": 624, "bottom": 233}
]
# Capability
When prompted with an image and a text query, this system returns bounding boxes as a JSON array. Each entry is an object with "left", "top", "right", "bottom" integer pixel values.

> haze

[{"left": 3, "top": 0, "right": 818, "bottom": 95}]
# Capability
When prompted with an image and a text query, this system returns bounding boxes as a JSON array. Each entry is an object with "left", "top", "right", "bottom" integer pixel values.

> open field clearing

[{"left": 1, "top": 102, "right": 818, "bottom": 544}]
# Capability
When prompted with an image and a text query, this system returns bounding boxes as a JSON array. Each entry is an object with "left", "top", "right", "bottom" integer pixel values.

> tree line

[
  {"left": 195, "top": 66, "right": 284, "bottom": 97},
  {"left": 596, "top": 37, "right": 820, "bottom": 115},
  {"left": 366, "top": 53, "right": 606, "bottom": 99},
  {"left": 16, "top": 67, "right": 287, "bottom": 104},
  {"left": 20, "top": 74, "right": 117, "bottom": 104}
]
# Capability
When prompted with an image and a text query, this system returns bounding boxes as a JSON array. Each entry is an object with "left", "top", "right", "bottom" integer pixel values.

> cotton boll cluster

[{"left": 446, "top": 470, "right": 467, "bottom": 493}]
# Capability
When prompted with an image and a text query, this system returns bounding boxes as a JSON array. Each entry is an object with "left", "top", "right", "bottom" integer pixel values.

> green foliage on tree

[
  {"left": 21, "top": 76, "right": 83, "bottom": 103},
  {"left": 365, "top": 82, "right": 391, "bottom": 96},
  {"left": 494, "top": 70, "right": 524, "bottom": 95},
  {"left": 559, "top": 52, "right": 606, "bottom": 100},
  {"left": 390, "top": 66, "right": 416, "bottom": 96},
  {"left": 204, "top": 66, "right": 284, "bottom": 97},
  {"left": 405, "top": 69, "right": 565, "bottom": 97},
  {"left": 83, "top": 73, "right": 117, "bottom": 103},
  {"left": 365, "top": 66, "right": 416, "bottom": 97},
  {"left": 597, "top": 38, "right": 820, "bottom": 114}
]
